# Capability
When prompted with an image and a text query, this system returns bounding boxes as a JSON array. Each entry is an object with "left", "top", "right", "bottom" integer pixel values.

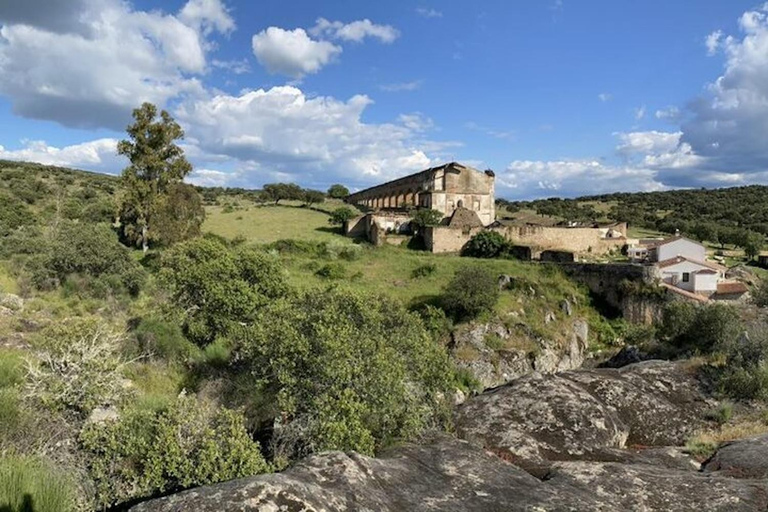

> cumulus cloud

[
  {"left": 174, "top": 85, "right": 432, "bottom": 188},
  {"left": 616, "top": 131, "right": 683, "bottom": 156},
  {"left": 0, "top": 0, "right": 231, "bottom": 130},
  {"left": 680, "top": 3, "right": 768, "bottom": 175},
  {"left": 705, "top": 30, "right": 723, "bottom": 55},
  {"left": 0, "top": 138, "right": 121, "bottom": 173},
  {"left": 655, "top": 106, "right": 681, "bottom": 122},
  {"left": 310, "top": 18, "right": 399, "bottom": 43},
  {"left": 251, "top": 27, "right": 342, "bottom": 78},
  {"left": 501, "top": 159, "right": 664, "bottom": 198}
]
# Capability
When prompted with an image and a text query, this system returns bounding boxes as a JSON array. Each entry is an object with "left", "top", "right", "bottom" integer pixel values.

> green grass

[
  {"left": 203, "top": 203, "right": 349, "bottom": 244},
  {"left": 0, "top": 349, "right": 25, "bottom": 389},
  {"left": 0, "top": 456, "right": 75, "bottom": 512},
  {"left": 0, "top": 262, "right": 19, "bottom": 295},
  {"left": 626, "top": 226, "right": 666, "bottom": 239}
]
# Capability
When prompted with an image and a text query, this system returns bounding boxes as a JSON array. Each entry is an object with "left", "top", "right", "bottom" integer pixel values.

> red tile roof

[
  {"left": 656, "top": 256, "right": 726, "bottom": 272},
  {"left": 716, "top": 282, "right": 749, "bottom": 295}
]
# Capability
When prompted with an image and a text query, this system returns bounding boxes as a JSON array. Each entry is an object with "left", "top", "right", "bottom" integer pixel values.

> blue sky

[{"left": 1, "top": 0, "right": 767, "bottom": 198}]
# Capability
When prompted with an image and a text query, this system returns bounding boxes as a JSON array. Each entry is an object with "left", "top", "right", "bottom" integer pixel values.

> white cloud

[
  {"left": 251, "top": 27, "right": 342, "bottom": 78},
  {"left": 310, "top": 18, "right": 399, "bottom": 43},
  {"left": 501, "top": 159, "right": 664, "bottom": 198},
  {"left": 634, "top": 105, "right": 646, "bottom": 120},
  {"left": 597, "top": 93, "right": 613, "bottom": 102},
  {"left": 616, "top": 131, "right": 682, "bottom": 156},
  {"left": 398, "top": 113, "right": 433, "bottom": 132},
  {"left": 0, "top": 138, "right": 121, "bottom": 173},
  {"left": 655, "top": 106, "right": 681, "bottom": 122},
  {"left": 416, "top": 8, "right": 442, "bottom": 18},
  {"left": 705, "top": 30, "right": 723, "bottom": 55},
  {"left": 0, "top": 0, "right": 229, "bottom": 129},
  {"left": 379, "top": 80, "right": 423, "bottom": 92},
  {"left": 179, "top": 0, "right": 234, "bottom": 36},
  {"left": 211, "top": 58, "right": 250, "bottom": 74},
  {"left": 681, "top": 3, "right": 768, "bottom": 175},
  {"left": 174, "top": 85, "right": 434, "bottom": 188}
]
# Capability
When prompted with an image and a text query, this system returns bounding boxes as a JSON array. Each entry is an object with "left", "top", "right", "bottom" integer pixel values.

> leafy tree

[
  {"left": 442, "top": 266, "right": 499, "bottom": 320},
  {"left": 743, "top": 232, "right": 764, "bottom": 260},
  {"left": 0, "top": 191, "right": 32, "bottom": 236},
  {"left": 327, "top": 184, "right": 350, "bottom": 199},
  {"left": 151, "top": 183, "right": 206, "bottom": 246},
  {"left": 160, "top": 237, "right": 289, "bottom": 346},
  {"left": 411, "top": 208, "right": 444, "bottom": 229},
  {"left": 262, "top": 183, "right": 303, "bottom": 205},
  {"left": 80, "top": 395, "right": 269, "bottom": 509},
  {"left": 753, "top": 280, "right": 768, "bottom": 308},
  {"left": 463, "top": 230, "right": 508, "bottom": 258},
  {"left": 328, "top": 206, "right": 357, "bottom": 226},
  {"left": 235, "top": 289, "right": 454, "bottom": 457},
  {"left": 302, "top": 189, "right": 326, "bottom": 207},
  {"left": 117, "top": 103, "right": 193, "bottom": 252}
]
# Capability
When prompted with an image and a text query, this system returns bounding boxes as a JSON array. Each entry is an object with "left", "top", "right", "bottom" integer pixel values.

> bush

[
  {"left": 442, "top": 266, "right": 499, "bottom": 320},
  {"left": 753, "top": 280, "right": 768, "bottom": 308},
  {"left": 704, "top": 402, "right": 734, "bottom": 425},
  {"left": 0, "top": 456, "right": 75, "bottom": 512},
  {"left": 414, "top": 304, "right": 453, "bottom": 341},
  {"left": 25, "top": 320, "right": 130, "bottom": 416},
  {"left": 79, "top": 395, "right": 269, "bottom": 509},
  {"left": 328, "top": 207, "right": 357, "bottom": 227},
  {"left": 327, "top": 184, "right": 349, "bottom": 199},
  {"left": 315, "top": 262, "right": 347, "bottom": 280},
  {"left": 235, "top": 289, "right": 455, "bottom": 457},
  {"left": 160, "top": 238, "right": 288, "bottom": 346},
  {"left": 660, "top": 302, "right": 741, "bottom": 354},
  {"left": 462, "top": 231, "right": 508, "bottom": 259},
  {"left": 718, "top": 326, "right": 768, "bottom": 400},
  {"left": 411, "top": 263, "right": 437, "bottom": 279},
  {"left": 132, "top": 317, "right": 201, "bottom": 362},
  {"left": 27, "top": 221, "right": 146, "bottom": 297}
]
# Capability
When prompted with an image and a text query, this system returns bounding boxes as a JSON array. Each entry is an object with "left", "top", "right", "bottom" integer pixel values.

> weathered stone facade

[
  {"left": 346, "top": 162, "right": 496, "bottom": 226},
  {"left": 424, "top": 222, "right": 628, "bottom": 255}
]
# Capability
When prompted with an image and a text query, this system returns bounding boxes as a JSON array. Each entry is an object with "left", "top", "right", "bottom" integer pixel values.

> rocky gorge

[{"left": 132, "top": 360, "right": 768, "bottom": 511}]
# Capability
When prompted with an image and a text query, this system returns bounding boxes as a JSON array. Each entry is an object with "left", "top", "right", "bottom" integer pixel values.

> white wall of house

[
  {"left": 660, "top": 260, "right": 714, "bottom": 292},
  {"left": 693, "top": 271, "right": 719, "bottom": 294},
  {"left": 657, "top": 238, "right": 706, "bottom": 262}
]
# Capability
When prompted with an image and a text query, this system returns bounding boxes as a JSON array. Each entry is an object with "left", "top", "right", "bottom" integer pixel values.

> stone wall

[{"left": 424, "top": 223, "right": 627, "bottom": 256}]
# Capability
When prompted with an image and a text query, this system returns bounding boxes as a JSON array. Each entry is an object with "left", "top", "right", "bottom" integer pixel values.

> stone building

[
  {"left": 346, "top": 162, "right": 496, "bottom": 225},
  {"left": 344, "top": 162, "right": 495, "bottom": 244}
]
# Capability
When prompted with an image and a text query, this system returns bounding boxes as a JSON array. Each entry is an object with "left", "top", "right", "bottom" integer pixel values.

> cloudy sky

[{"left": 0, "top": 0, "right": 767, "bottom": 199}]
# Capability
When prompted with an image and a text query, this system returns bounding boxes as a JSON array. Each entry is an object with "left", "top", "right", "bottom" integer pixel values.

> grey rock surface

[
  {"left": 455, "top": 360, "right": 712, "bottom": 470},
  {"left": 131, "top": 436, "right": 768, "bottom": 512},
  {"left": 705, "top": 434, "right": 768, "bottom": 479}
]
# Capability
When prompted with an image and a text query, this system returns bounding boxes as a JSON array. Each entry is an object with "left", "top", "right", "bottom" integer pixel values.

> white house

[
  {"left": 646, "top": 235, "right": 706, "bottom": 263},
  {"left": 657, "top": 256, "right": 724, "bottom": 295}
]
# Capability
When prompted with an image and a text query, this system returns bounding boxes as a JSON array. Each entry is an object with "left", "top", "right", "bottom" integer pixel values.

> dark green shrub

[
  {"left": 235, "top": 289, "right": 455, "bottom": 456},
  {"left": 327, "top": 184, "right": 349, "bottom": 198},
  {"left": 160, "top": 237, "right": 288, "bottom": 346},
  {"left": 718, "top": 326, "right": 768, "bottom": 400},
  {"left": 462, "top": 230, "right": 508, "bottom": 258},
  {"left": 132, "top": 317, "right": 200, "bottom": 362},
  {"left": 412, "top": 263, "right": 437, "bottom": 279},
  {"left": 414, "top": 304, "right": 453, "bottom": 341},
  {"left": 704, "top": 402, "right": 733, "bottom": 425},
  {"left": 79, "top": 395, "right": 269, "bottom": 509},
  {"left": 753, "top": 280, "right": 768, "bottom": 308},
  {"left": 410, "top": 208, "right": 443, "bottom": 229},
  {"left": 328, "top": 207, "right": 357, "bottom": 226},
  {"left": 315, "top": 262, "right": 347, "bottom": 279},
  {"left": 442, "top": 266, "right": 499, "bottom": 320}
]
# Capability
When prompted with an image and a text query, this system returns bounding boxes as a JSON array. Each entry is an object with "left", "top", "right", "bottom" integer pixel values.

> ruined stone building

[
  {"left": 344, "top": 163, "right": 496, "bottom": 244},
  {"left": 346, "top": 162, "right": 496, "bottom": 224}
]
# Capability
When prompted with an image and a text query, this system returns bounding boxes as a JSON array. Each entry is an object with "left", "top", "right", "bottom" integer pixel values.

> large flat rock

[
  {"left": 455, "top": 360, "right": 713, "bottom": 471},
  {"left": 131, "top": 436, "right": 768, "bottom": 512}
]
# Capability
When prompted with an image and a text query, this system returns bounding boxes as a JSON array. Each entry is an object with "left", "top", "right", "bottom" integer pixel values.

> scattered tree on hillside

[
  {"left": 117, "top": 103, "right": 195, "bottom": 252},
  {"left": 303, "top": 189, "right": 326, "bottom": 207},
  {"left": 327, "top": 184, "right": 350, "bottom": 199},
  {"left": 329, "top": 206, "right": 357, "bottom": 228},
  {"left": 262, "top": 183, "right": 304, "bottom": 205},
  {"left": 152, "top": 183, "right": 206, "bottom": 246}
]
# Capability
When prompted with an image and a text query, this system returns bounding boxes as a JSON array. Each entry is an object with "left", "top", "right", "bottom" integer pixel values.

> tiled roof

[
  {"left": 716, "top": 282, "right": 749, "bottom": 295},
  {"left": 656, "top": 256, "right": 726, "bottom": 272},
  {"left": 694, "top": 269, "right": 719, "bottom": 275}
]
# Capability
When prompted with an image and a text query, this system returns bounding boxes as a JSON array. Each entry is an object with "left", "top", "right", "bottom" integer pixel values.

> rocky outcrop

[
  {"left": 455, "top": 360, "right": 713, "bottom": 472},
  {"left": 451, "top": 318, "right": 589, "bottom": 390},
  {"left": 705, "top": 434, "right": 768, "bottom": 479},
  {"left": 131, "top": 435, "right": 768, "bottom": 512}
]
